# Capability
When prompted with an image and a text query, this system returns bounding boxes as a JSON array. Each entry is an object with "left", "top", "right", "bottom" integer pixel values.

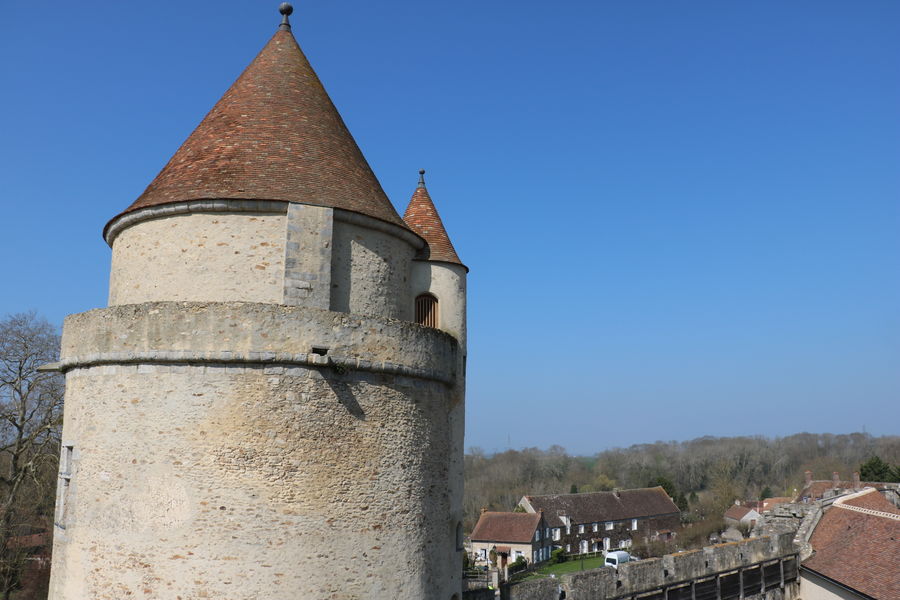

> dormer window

[{"left": 415, "top": 294, "right": 438, "bottom": 328}]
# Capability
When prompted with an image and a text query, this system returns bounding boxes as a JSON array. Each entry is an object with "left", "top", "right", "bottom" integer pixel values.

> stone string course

[
  {"left": 104, "top": 199, "right": 289, "bottom": 245},
  {"left": 105, "top": 200, "right": 424, "bottom": 249},
  {"left": 59, "top": 350, "right": 454, "bottom": 384}
]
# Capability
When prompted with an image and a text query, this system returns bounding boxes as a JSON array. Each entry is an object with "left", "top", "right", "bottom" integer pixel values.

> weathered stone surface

[
  {"left": 49, "top": 300, "right": 466, "bottom": 599},
  {"left": 109, "top": 211, "right": 286, "bottom": 305},
  {"left": 60, "top": 301, "right": 458, "bottom": 382},
  {"left": 53, "top": 347, "right": 459, "bottom": 599},
  {"left": 331, "top": 217, "right": 416, "bottom": 320}
]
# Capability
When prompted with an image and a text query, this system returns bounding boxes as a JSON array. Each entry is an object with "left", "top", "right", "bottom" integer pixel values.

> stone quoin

[{"left": 47, "top": 4, "right": 467, "bottom": 599}]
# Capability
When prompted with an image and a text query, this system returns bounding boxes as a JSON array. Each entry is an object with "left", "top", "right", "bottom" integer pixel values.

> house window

[
  {"left": 479, "top": 548, "right": 487, "bottom": 560},
  {"left": 605, "top": 521, "right": 613, "bottom": 530},
  {"left": 604, "top": 537, "right": 611, "bottom": 551},
  {"left": 534, "top": 530, "right": 540, "bottom": 541},
  {"left": 580, "top": 539, "right": 589, "bottom": 554},
  {"left": 631, "top": 519, "right": 638, "bottom": 531},
  {"left": 415, "top": 294, "right": 439, "bottom": 328},
  {"left": 515, "top": 550, "right": 523, "bottom": 559},
  {"left": 621, "top": 539, "right": 632, "bottom": 548},
  {"left": 566, "top": 524, "right": 571, "bottom": 535},
  {"left": 578, "top": 524, "right": 585, "bottom": 534},
  {"left": 566, "top": 544, "right": 570, "bottom": 553},
  {"left": 552, "top": 528, "right": 560, "bottom": 541},
  {"left": 533, "top": 551, "right": 538, "bottom": 563},
  {"left": 592, "top": 522, "right": 599, "bottom": 532}
]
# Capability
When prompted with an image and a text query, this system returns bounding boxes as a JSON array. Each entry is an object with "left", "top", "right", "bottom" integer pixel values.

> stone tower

[{"left": 48, "top": 5, "right": 467, "bottom": 599}]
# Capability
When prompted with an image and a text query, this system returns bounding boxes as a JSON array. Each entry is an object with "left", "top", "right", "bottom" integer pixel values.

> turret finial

[
  {"left": 279, "top": 3, "right": 294, "bottom": 31},
  {"left": 417, "top": 169, "right": 426, "bottom": 188}
]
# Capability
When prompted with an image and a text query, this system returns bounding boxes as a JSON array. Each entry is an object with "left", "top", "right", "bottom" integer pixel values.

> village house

[
  {"left": 518, "top": 487, "right": 680, "bottom": 555},
  {"left": 724, "top": 502, "right": 761, "bottom": 528},
  {"left": 469, "top": 511, "right": 553, "bottom": 566},
  {"left": 799, "top": 488, "right": 899, "bottom": 600}
]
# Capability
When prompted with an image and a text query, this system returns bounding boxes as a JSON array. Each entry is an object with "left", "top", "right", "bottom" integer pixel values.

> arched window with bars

[{"left": 415, "top": 293, "right": 439, "bottom": 328}]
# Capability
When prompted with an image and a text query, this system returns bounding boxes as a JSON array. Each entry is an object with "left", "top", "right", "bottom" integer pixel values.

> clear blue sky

[{"left": 2, "top": 2, "right": 898, "bottom": 455}]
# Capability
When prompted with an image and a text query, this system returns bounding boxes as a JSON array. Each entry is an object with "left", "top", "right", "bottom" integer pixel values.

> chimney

[
  {"left": 832, "top": 472, "right": 840, "bottom": 488},
  {"left": 853, "top": 472, "right": 861, "bottom": 489},
  {"left": 804, "top": 470, "right": 813, "bottom": 485}
]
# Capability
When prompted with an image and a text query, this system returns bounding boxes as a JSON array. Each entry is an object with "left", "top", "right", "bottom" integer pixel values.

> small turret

[{"left": 403, "top": 170, "right": 467, "bottom": 347}]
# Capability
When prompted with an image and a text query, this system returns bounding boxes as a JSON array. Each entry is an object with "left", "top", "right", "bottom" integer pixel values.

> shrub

[{"left": 509, "top": 556, "right": 528, "bottom": 573}]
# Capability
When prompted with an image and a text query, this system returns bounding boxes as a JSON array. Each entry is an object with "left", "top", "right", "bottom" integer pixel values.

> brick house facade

[{"left": 518, "top": 487, "right": 680, "bottom": 555}]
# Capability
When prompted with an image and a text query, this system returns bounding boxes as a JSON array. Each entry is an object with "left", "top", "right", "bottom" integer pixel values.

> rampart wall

[{"left": 504, "top": 533, "right": 799, "bottom": 600}]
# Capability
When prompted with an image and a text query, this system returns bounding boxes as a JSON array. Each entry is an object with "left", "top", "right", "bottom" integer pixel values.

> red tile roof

[
  {"left": 470, "top": 512, "right": 543, "bottom": 544},
  {"left": 107, "top": 27, "right": 407, "bottom": 236},
  {"left": 523, "top": 487, "right": 679, "bottom": 528},
  {"left": 841, "top": 489, "right": 900, "bottom": 513},
  {"left": 403, "top": 172, "right": 465, "bottom": 268},
  {"left": 760, "top": 497, "right": 792, "bottom": 511},
  {"left": 803, "top": 490, "right": 900, "bottom": 600},
  {"left": 724, "top": 505, "right": 756, "bottom": 521}
]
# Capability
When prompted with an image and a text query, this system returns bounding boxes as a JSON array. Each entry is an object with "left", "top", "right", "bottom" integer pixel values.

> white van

[{"left": 604, "top": 551, "right": 633, "bottom": 569}]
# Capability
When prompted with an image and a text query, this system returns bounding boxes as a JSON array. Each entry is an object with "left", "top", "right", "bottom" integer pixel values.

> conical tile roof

[
  {"left": 403, "top": 171, "right": 465, "bottom": 268},
  {"left": 109, "top": 26, "right": 406, "bottom": 230}
]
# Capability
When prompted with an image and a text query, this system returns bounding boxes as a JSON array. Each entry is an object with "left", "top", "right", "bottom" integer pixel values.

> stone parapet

[
  {"left": 60, "top": 301, "right": 458, "bottom": 384},
  {"left": 506, "top": 533, "right": 798, "bottom": 600}
]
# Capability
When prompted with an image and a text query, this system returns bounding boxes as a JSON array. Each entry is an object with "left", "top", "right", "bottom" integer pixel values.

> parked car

[{"left": 604, "top": 551, "right": 634, "bottom": 569}]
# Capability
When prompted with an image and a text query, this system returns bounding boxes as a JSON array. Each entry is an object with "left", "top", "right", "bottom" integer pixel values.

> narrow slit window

[
  {"left": 415, "top": 294, "right": 438, "bottom": 328},
  {"left": 55, "top": 445, "right": 74, "bottom": 530}
]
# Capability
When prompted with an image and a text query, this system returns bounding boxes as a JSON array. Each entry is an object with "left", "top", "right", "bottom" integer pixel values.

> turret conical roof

[
  {"left": 109, "top": 25, "right": 406, "bottom": 230},
  {"left": 403, "top": 171, "right": 465, "bottom": 268}
]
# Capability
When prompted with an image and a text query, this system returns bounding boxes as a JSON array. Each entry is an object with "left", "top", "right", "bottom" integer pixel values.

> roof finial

[
  {"left": 279, "top": 3, "right": 293, "bottom": 31},
  {"left": 417, "top": 169, "right": 426, "bottom": 188}
]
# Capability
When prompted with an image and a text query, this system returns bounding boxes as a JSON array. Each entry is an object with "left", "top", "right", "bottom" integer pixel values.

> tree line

[
  {"left": 464, "top": 433, "right": 900, "bottom": 531},
  {"left": 0, "top": 312, "right": 62, "bottom": 599}
]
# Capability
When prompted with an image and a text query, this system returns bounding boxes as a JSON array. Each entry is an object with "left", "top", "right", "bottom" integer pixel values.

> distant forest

[{"left": 463, "top": 433, "right": 900, "bottom": 531}]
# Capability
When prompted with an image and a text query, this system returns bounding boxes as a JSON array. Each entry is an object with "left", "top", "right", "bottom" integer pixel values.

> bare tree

[{"left": 0, "top": 312, "right": 63, "bottom": 600}]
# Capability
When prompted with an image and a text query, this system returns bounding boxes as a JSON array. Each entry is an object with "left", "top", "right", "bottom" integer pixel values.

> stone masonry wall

[
  {"left": 59, "top": 302, "right": 458, "bottom": 382},
  {"left": 109, "top": 211, "right": 286, "bottom": 305},
  {"left": 49, "top": 302, "right": 462, "bottom": 600},
  {"left": 331, "top": 217, "right": 416, "bottom": 321},
  {"left": 505, "top": 533, "right": 798, "bottom": 600},
  {"left": 283, "top": 203, "right": 333, "bottom": 308}
]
